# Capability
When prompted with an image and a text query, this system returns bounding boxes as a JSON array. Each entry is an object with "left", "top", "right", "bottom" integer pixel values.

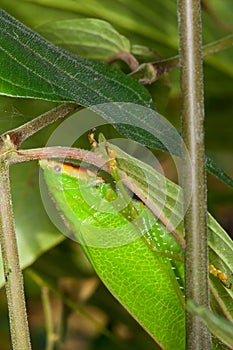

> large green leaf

[{"left": 0, "top": 9, "right": 152, "bottom": 106}]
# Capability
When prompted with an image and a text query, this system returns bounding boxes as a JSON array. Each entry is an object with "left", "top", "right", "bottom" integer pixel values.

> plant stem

[
  {"left": 149, "top": 34, "right": 233, "bottom": 81},
  {"left": 177, "top": 0, "right": 212, "bottom": 349},
  {"left": 41, "top": 286, "right": 56, "bottom": 350},
  {"left": 202, "top": 34, "right": 233, "bottom": 57},
  {"left": 107, "top": 51, "right": 139, "bottom": 71},
  {"left": 0, "top": 103, "right": 81, "bottom": 148},
  {"left": 10, "top": 146, "right": 108, "bottom": 170},
  {"left": 0, "top": 160, "right": 32, "bottom": 350}
]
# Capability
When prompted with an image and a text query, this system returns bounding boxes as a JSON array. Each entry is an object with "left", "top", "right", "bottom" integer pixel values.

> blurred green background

[{"left": 0, "top": 1, "right": 232, "bottom": 349}]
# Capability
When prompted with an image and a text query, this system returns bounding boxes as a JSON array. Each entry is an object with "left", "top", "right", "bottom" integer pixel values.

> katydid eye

[{"left": 53, "top": 164, "right": 62, "bottom": 173}]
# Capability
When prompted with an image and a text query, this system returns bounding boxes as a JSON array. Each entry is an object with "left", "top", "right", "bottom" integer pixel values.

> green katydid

[{"left": 39, "top": 138, "right": 233, "bottom": 350}]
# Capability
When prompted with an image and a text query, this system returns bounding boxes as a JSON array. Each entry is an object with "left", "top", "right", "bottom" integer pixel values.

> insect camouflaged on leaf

[
  {"left": 39, "top": 139, "right": 233, "bottom": 349},
  {"left": 209, "top": 264, "right": 232, "bottom": 289}
]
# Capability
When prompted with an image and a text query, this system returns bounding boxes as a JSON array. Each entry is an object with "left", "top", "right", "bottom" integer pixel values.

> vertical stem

[
  {"left": 177, "top": 1, "right": 212, "bottom": 349},
  {"left": 0, "top": 160, "right": 32, "bottom": 350},
  {"left": 41, "top": 286, "right": 55, "bottom": 350}
]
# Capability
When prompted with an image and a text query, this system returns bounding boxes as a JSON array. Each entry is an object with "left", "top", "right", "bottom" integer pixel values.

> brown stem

[
  {"left": 178, "top": 0, "right": 211, "bottom": 348},
  {"left": 107, "top": 51, "right": 139, "bottom": 71},
  {"left": 9, "top": 147, "right": 109, "bottom": 171},
  {"left": 0, "top": 103, "right": 81, "bottom": 148},
  {"left": 0, "top": 160, "right": 32, "bottom": 350}
]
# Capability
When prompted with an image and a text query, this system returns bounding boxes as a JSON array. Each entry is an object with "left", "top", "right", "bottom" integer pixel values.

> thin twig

[
  {"left": 41, "top": 287, "right": 56, "bottom": 350},
  {"left": 107, "top": 51, "right": 139, "bottom": 71},
  {"left": 0, "top": 160, "right": 32, "bottom": 350},
  {"left": 202, "top": 34, "right": 233, "bottom": 57},
  {"left": 57, "top": 301, "right": 69, "bottom": 348},
  {"left": 0, "top": 103, "right": 81, "bottom": 148},
  {"left": 9, "top": 146, "right": 109, "bottom": 171},
  {"left": 138, "top": 34, "right": 233, "bottom": 82},
  {"left": 178, "top": 0, "right": 212, "bottom": 349}
]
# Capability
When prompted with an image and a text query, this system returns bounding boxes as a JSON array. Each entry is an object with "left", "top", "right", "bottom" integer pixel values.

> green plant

[{"left": 0, "top": 2, "right": 232, "bottom": 350}]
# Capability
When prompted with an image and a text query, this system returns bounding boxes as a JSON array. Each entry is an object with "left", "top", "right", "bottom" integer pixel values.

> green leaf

[
  {"left": 24, "top": 0, "right": 179, "bottom": 49},
  {"left": 0, "top": 9, "right": 151, "bottom": 106},
  {"left": 206, "top": 157, "right": 233, "bottom": 188},
  {"left": 37, "top": 18, "right": 131, "bottom": 61},
  {"left": 187, "top": 301, "right": 233, "bottom": 349},
  {"left": 207, "top": 216, "right": 233, "bottom": 319}
]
